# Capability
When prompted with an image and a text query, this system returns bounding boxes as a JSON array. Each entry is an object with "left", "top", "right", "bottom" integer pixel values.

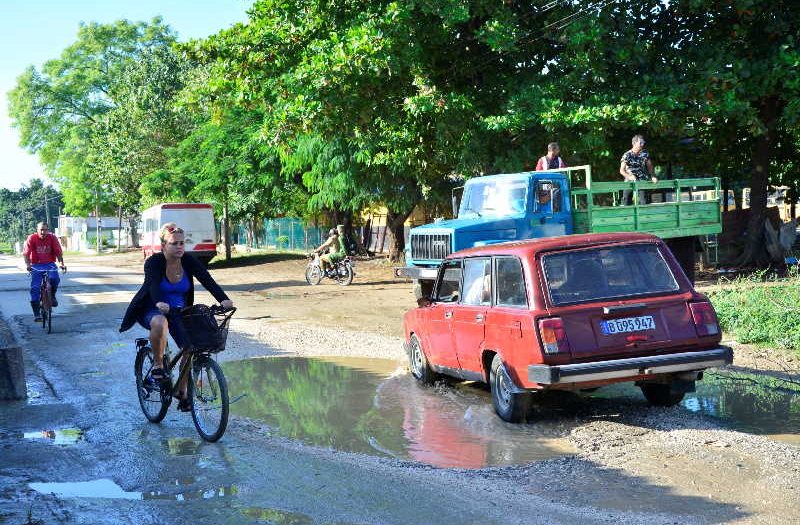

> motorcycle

[{"left": 305, "top": 252, "right": 355, "bottom": 286}]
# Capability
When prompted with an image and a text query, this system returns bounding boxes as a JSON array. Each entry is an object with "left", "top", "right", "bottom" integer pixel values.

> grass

[
  {"left": 708, "top": 269, "right": 800, "bottom": 357},
  {"left": 207, "top": 248, "right": 308, "bottom": 269}
]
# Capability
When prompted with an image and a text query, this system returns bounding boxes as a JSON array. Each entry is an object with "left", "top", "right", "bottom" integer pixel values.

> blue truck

[{"left": 394, "top": 165, "right": 722, "bottom": 296}]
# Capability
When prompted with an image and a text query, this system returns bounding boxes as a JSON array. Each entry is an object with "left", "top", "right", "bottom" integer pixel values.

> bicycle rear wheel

[
  {"left": 134, "top": 346, "right": 171, "bottom": 422},
  {"left": 46, "top": 307, "right": 52, "bottom": 333},
  {"left": 189, "top": 355, "right": 229, "bottom": 442}
]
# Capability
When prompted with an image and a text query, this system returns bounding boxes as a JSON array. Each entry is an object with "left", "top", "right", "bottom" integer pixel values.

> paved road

[{"left": 0, "top": 254, "right": 744, "bottom": 525}]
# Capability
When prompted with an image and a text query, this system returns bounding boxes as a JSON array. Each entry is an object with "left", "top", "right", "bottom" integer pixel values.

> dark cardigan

[{"left": 119, "top": 252, "right": 230, "bottom": 333}]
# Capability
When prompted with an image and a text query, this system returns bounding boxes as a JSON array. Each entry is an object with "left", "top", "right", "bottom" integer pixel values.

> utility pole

[
  {"left": 95, "top": 188, "right": 100, "bottom": 253},
  {"left": 43, "top": 191, "right": 51, "bottom": 229}
]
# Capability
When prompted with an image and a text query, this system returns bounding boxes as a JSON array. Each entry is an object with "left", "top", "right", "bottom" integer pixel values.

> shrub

[{"left": 708, "top": 270, "right": 800, "bottom": 356}]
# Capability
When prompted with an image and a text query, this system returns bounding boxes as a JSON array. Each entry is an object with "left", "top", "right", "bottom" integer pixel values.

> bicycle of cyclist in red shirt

[{"left": 22, "top": 221, "right": 66, "bottom": 327}]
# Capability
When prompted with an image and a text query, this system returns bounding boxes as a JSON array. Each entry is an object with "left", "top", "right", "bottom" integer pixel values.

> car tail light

[
  {"left": 538, "top": 317, "right": 571, "bottom": 354},
  {"left": 689, "top": 301, "right": 720, "bottom": 337}
]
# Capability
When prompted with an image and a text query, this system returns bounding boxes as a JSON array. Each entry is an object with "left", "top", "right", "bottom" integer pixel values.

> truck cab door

[{"left": 531, "top": 178, "right": 571, "bottom": 237}]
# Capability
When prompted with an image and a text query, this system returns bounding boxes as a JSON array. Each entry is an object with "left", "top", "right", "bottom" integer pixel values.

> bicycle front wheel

[
  {"left": 305, "top": 264, "right": 322, "bottom": 285},
  {"left": 46, "top": 307, "right": 52, "bottom": 333},
  {"left": 134, "top": 346, "right": 171, "bottom": 423},
  {"left": 189, "top": 356, "right": 229, "bottom": 442}
]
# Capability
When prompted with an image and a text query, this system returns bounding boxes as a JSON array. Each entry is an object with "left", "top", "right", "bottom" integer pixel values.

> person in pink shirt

[
  {"left": 22, "top": 222, "right": 66, "bottom": 321},
  {"left": 535, "top": 142, "right": 567, "bottom": 171}
]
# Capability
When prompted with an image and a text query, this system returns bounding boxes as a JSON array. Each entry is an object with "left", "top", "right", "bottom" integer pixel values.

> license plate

[{"left": 600, "top": 315, "right": 656, "bottom": 335}]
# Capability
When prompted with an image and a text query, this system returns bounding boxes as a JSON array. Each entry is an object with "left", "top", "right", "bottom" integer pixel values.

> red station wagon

[{"left": 402, "top": 232, "right": 733, "bottom": 422}]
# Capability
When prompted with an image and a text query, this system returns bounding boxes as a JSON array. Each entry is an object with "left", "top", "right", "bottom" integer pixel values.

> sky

[{"left": 0, "top": 0, "right": 252, "bottom": 191}]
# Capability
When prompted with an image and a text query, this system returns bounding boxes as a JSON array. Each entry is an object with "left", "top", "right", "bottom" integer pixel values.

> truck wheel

[
  {"left": 408, "top": 334, "right": 437, "bottom": 385},
  {"left": 490, "top": 355, "right": 531, "bottom": 423},
  {"left": 665, "top": 237, "right": 697, "bottom": 284},
  {"left": 413, "top": 279, "right": 434, "bottom": 301},
  {"left": 640, "top": 383, "right": 685, "bottom": 407}
]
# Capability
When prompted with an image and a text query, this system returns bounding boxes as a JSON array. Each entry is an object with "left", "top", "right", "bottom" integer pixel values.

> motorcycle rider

[{"left": 315, "top": 228, "right": 346, "bottom": 275}]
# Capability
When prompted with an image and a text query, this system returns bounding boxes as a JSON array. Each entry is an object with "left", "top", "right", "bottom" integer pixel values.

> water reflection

[
  {"left": 23, "top": 428, "right": 83, "bottom": 445},
  {"left": 239, "top": 507, "right": 313, "bottom": 524},
  {"left": 685, "top": 372, "right": 800, "bottom": 442},
  {"left": 28, "top": 478, "right": 237, "bottom": 500},
  {"left": 591, "top": 371, "right": 800, "bottom": 444},
  {"left": 224, "top": 356, "right": 575, "bottom": 468}
]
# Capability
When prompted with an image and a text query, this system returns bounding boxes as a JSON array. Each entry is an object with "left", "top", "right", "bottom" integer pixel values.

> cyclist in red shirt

[{"left": 23, "top": 222, "right": 66, "bottom": 321}]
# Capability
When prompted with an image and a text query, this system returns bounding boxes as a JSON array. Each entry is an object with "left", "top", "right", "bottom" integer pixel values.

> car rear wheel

[
  {"left": 640, "top": 383, "right": 685, "bottom": 407},
  {"left": 408, "top": 334, "right": 437, "bottom": 385},
  {"left": 490, "top": 354, "right": 531, "bottom": 423}
]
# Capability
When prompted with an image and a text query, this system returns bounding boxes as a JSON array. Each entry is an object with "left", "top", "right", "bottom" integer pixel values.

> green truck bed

[{"left": 568, "top": 171, "right": 722, "bottom": 239}]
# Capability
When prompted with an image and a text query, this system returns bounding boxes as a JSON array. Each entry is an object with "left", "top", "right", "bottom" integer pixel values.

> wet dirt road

[{"left": 1, "top": 254, "right": 799, "bottom": 525}]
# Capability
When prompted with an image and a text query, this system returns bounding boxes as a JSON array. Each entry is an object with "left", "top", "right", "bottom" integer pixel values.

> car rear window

[{"left": 542, "top": 244, "right": 680, "bottom": 305}]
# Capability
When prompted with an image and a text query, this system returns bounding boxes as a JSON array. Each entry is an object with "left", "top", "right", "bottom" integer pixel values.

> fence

[
  {"left": 233, "top": 216, "right": 420, "bottom": 254},
  {"left": 233, "top": 218, "right": 328, "bottom": 252}
]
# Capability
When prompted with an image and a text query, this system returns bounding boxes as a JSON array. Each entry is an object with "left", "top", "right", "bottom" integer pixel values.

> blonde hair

[{"left": 159, "top": 222, "right": 185, "bottom": 244}]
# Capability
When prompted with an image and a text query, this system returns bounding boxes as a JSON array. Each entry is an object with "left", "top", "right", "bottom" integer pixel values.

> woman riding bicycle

[
  {"left": 23, "top": 221, "right": 66, "bottom": 322},
  {"left": 119, "top": 223, "right": 233, "bottom": 411}
]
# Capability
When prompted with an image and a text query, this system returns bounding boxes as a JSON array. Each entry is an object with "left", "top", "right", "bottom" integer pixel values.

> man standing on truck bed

[
  {"left": 620, "top": 134, "right": 658, "bottom": 205},
  {"left": 535, "top": 142, "right": 567, "bottom": 171}
]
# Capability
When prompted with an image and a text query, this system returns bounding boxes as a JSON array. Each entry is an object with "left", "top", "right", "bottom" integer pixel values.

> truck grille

[{"left": 411, "top": 233, "right": 452, "bottom": 261}]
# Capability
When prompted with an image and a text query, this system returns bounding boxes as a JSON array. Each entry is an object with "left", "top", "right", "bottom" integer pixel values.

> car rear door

[
  {"left": 452, "top": 257, "right": 491, "bottom": 373},
  {"left": 541, "top": 242, "right": 698, "bottom": 359},
  {"left": 484, "top": 256, "right": 536, "bottom": 378}
]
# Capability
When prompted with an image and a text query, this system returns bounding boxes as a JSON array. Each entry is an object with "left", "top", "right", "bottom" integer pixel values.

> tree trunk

[
  {"left": 117, "top": 205, "right": 123, "bottom": 252},
  {"left": 736, "top": 97, "right": 781, "bottom": 267},
  {"left": 223, "top": 195, "right": 232, "bottom": 261},
  {"left": 128, "top": 216, "right": 140, "bottom": 248},
  {"left": 386, "top": 205, "right": 416, "bottom": 262}
]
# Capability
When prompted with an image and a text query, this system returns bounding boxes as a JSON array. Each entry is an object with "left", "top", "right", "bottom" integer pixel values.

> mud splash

[{"left": 224, "top": 356, "right": 575, "bottom": 468}]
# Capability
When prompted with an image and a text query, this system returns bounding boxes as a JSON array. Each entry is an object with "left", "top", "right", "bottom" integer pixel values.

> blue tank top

[{"left": 160, "top": 273, "right": 190, "bottom": 310}]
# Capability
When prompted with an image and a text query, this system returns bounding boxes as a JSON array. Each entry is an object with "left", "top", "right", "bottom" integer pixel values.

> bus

[{"left": 139, "top": 203, "right": 217, "bottom": 265}]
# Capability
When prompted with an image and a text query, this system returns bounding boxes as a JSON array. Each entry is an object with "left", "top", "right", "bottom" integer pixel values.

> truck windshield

[{"left": 459, "top": 179, "right": 528, "bottom": 217}]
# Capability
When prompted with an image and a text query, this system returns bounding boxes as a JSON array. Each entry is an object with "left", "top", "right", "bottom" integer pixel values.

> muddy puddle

[
  {"left": 224, "top": 356, "right": 575, "bottom": 468},
  {"left": 225, "top": 357, "right": 800, "bottom": 466},
  {"left": 590, "top": 371, "right": 800, "bottom": 445}
]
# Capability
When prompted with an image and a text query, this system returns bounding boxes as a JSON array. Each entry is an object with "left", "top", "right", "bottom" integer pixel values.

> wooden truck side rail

[{"left": 558, "top": 165, "right": 722, "bottom": 239}]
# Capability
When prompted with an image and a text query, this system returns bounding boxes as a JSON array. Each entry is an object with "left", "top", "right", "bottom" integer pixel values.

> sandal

[
  {"left": 145, "top": 368, "right": 166, "bottom": 388},
  {"left": 177, "top": 396, "right": 192, "bottom": 412}
]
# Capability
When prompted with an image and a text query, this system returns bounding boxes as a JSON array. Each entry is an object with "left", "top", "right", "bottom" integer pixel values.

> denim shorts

[{"left": 137, "top": 308, "right": 190, "bottom": 349}]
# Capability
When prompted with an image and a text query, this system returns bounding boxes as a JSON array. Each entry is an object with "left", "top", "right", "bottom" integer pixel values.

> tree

[
  {"left": 7, "top": 18, "right": 177, "bottom": 217},
  {"left": 0, "top": 180, "right": 64, "bottom": 244},
  {"left": 89, "top": 46, "right": 196, "bottom": 245}
]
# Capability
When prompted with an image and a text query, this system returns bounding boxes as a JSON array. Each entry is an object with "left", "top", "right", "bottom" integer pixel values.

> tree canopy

[{"left": 7, "top": 1, "right": 799, "bottom": 262}]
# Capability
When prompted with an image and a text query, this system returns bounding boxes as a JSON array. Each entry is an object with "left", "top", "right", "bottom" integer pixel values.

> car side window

[
  {"left": 434, "top": 260, "right": 462, "bottom": 303},
  {"left": 495, "top": 257, "right": 527, "bottom": 308},
  {"left": 462, "top": 258, "right": 492, "bottom": 306}
]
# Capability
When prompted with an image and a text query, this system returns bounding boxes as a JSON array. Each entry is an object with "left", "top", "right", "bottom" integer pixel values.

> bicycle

[
  {"left": 30, "top": 268, "right": 60, "bottom": 333},
  {"left": 134, "top": 304, "right": 236, "bottom": 442},
  {"left": 305, "top": 252, "right": 355, "bottom": 286}
]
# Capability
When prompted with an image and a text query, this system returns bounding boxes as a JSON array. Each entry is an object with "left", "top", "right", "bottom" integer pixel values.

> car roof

[{"left": 445, "top": 232, "right": 662, "bottom": 260}]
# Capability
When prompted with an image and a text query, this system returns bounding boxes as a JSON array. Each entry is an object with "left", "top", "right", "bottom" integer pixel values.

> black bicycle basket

[{"left": 181, "top": 304, "right": 234, "bottom": 353}]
